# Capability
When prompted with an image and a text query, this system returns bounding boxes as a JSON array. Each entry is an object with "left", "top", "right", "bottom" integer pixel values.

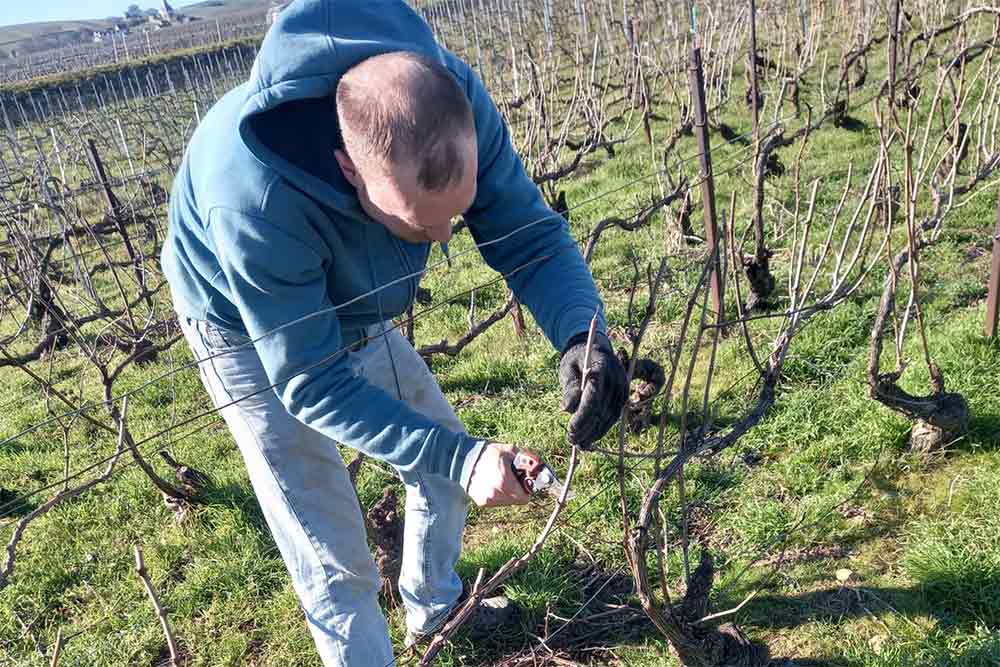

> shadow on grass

[
  {"left": 747, "top": 574, "right": 1000, "bottom": 633},
  {"left": 742, "top": 574, "right": 1000, "bottom": 665},
  {"left": 437, "top": 364, "right": 543, "bottom": 396},
  {"left": 449, "top": 553, "right": 661, "bottom": 667},
  {"left": 201, "top": 482, "right": 272, "bottom": 541},
  {"left": 457, "top": 607, "right": 659, "bottom": 667},
  {"left": 834, "top": 116, "right": 867, "bottom": 132},
  {"left": 966, "top": 413, "right": 1000, "bottom": 449},
  {"left": 0, "top": 487, "right": 36, "bottom": 518},
  {"left": 771, "top": 658, "right": 857, "bottom": 667},
  {"left": 629, "top": 410, "right": 744, "bottom": 442},
  {"left": 563, "top": 149, "right": 618, "bottom": 183}
]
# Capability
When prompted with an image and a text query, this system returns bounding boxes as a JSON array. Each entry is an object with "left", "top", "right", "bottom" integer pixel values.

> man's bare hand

[{"left": 466, "top": 443, "right": 533, "bottom": 507}]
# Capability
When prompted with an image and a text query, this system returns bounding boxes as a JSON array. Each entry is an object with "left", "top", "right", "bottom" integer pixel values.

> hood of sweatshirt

[{"left": 238, "top": 0, "right": 446, "bottom": 215}]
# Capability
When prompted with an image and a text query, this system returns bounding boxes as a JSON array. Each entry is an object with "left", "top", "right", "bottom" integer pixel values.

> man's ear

[{"left": 334, "top": 149, "right": 362, "bottom": 189}]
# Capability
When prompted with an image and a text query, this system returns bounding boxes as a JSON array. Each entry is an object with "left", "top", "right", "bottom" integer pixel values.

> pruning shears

[
  {"left": 511, "top": 451, "right": 572, "bottom": 499},
  {"left": 510, "top": 310, "right": 599, "bottom": 500}
]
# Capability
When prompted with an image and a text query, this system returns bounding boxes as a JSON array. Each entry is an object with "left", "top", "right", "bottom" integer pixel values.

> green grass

[{"left": 2, "top": 9, "right": 1000, "bottom": 667}]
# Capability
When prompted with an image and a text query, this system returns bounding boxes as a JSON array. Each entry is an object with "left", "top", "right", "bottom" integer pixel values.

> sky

[{"left": 0, "top": 1, "right": 187, "bottom": 29}]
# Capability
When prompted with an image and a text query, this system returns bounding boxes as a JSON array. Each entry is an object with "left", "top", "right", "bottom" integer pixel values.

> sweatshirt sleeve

[
  {"left": 206, "top": 206, "right": 484, "bottom": 487},
  {"left": 461, "top": 63, "right": 606, "bottom": 352}
]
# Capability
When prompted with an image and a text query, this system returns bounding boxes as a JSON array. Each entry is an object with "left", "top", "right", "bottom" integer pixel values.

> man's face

[{"left": 336, "top": 136, "right": 478, "bottom": 245}]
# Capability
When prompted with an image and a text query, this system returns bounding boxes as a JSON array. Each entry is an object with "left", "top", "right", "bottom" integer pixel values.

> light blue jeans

[{"left": 180, "top": 317, "right": 469, "bottom": 667}]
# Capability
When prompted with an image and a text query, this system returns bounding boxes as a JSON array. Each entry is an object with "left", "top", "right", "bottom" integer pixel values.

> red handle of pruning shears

[{"left": 511, "top": 451, "right": 550, "bottom": 495}]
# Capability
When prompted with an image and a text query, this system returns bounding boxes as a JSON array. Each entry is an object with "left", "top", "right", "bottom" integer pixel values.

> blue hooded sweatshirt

[{"left": 162, "top": 0, "right": 605, "bottom": 489}]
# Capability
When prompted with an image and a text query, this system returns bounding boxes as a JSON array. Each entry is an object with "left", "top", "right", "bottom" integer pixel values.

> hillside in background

[
  {"left": 0, "top": 20, "right": 115, "bottom": 57},
  {"left": 180, "top": 0, "right": 274, "bottom": 19},
  {"left": 0, "top": 20, "right": 115, "bottom": 44},
  {"left": 0, "top": 1, "right": 273, "bottom": 60}
]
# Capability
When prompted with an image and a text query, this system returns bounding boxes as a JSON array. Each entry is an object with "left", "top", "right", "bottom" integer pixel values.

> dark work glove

[{"left": 558, "top": 331, "right": 628, "bottom": 448}]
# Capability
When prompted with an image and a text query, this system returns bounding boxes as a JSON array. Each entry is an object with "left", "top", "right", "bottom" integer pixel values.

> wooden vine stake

[
  {"left": 888, "top": 0, "right": 900, "bottom": 107},
  {"left": 987, "top": 197, "right": 1000, "bottom": 339},
  {"left": 687, "top": 2, "right": 724, "bottom": 319}
]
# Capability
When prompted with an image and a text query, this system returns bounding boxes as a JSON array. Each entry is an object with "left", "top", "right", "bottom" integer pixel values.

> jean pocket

[{"left": 201, "top": 320, "right": 252, "bottom": 351}]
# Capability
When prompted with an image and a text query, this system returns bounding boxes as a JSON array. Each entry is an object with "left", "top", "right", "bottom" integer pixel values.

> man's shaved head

[{"left": 335, "top": 51, "right": 476, "bottom": 192}]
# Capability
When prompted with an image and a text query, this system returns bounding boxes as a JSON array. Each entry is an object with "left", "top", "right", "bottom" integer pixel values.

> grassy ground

[{"left": 2, "top": 21, "right": 1000, "bottom": 667}]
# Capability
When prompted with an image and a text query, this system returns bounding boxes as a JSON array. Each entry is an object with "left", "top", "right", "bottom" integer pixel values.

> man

[{"left": 162, "top": 0, "right": 627, "bottom": 664}]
